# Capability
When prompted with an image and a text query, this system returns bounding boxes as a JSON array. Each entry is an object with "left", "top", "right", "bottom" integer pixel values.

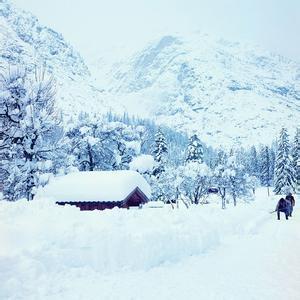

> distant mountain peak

[
  {"left": 100, "top": 33, "right": 300, "bottom": 146},
  {"left": 0, "top": 1, "right": 110, "bottom": 118},
  {"left": 0, "top": 0, "right": 89, "bottom": 78}
]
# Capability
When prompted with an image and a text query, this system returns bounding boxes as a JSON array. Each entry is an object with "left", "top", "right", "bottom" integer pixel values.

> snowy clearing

[{"left": 0, "top": 189, "right": 299, "bottom": 300}]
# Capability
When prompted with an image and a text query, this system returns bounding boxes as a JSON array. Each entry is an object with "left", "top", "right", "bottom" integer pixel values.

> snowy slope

[
  {"left": 1, "top": 189, "right": 300, "bottom": 299},
  {"left": 2, "top": 0, "right": 299, "bottom": 146},
  {"left": 102, "top": 33, "right": 300, "bottom": 146},
  {"left": 0, "top": 0, "right": 111, "bottom": 118}
]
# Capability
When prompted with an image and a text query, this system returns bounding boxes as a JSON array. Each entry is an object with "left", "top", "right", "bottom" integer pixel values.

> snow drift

[{"left": 0, "top": 189, "right": 290, "bottom": 299}]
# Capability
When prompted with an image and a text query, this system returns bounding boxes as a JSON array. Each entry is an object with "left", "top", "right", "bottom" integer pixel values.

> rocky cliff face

[
  {"left": 0, "top": 0, "right": 88, "bottom": 77},
  {"left": 0, "top": 0, "right": 109, "bottom": 118},
  {"left": 105, "top": 33, "right": 300, "bottom": 146}
]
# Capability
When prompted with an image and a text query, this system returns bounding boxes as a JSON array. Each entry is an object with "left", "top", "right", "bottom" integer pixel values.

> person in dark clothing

[
  {"left": 285, "top": 193, "right": 295, "bottom": 217},
  {"left": 276, "top": 198, "right": 290, "bottom": 220}
]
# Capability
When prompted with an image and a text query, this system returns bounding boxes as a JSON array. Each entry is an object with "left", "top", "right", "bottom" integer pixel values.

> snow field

[
  {"left": 0, "top": 189, "right": 290, "bottom": 299},
  {"left": 0, "top": 199, "right": 264, "bottom": 270}
]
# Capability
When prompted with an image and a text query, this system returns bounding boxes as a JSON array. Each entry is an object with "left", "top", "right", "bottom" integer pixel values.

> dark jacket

[
  {"left": 286, "top": 195, "right": 295, "bottom": 207},
  {"left": 276, "top": 198, "right": 290, "bottom": 211}
]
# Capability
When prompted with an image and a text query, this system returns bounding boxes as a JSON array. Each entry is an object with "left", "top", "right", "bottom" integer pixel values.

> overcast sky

[{"left": 13, "top": 0, "right": 300, "bottom": 61}]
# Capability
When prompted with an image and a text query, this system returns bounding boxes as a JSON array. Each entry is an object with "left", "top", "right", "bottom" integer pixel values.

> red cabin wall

[{"left": 56, "top": 189, "right": 149, "bottom": 211}]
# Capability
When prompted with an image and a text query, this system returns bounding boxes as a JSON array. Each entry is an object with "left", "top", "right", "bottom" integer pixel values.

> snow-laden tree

[
  {"left": 152, "top": 128, "right": 168, "bottom": 178},
  {"left": 213, "top": 150, "right": 251, "bottom": 208},
  {"left": 67, "top": 117, "right": 143, "bottom": 172},
  {"left": 292, "top": 128, "right": 300, "bottom": 192},
  {"left": 66, "top": 114, "right": 102, "bottom": 171},
  {"left": 186, "top": 134, "right": 204, "bottom": 163},
  {"left": 0, "top": 67, "right": 62, "bottom": 200},
  {"left": 235, "top": 147, "right": 248, "bottom": 171},
  {"left": 102, "top": 121, "right": 142, "bottom": 170},
  {"left": 260, "top": 146, "right": 272, "bottom": 196},
  {"left": 273, "top": 128, "right": 295, "bottom": 194},
  {"left": 212, "top": 149, "right": 232, "bottom": 209},
  {"left": 247, "top": 146, "right": 259, "bottom": 177},
  {"left": 150, "top": 166, "right": 176, "bottom": 203},
  {"left": 245, "top": 175, "right": 260, "bottom": 196},
  {"left": 180, "top": 161, "right": 212, "bottom": 205},
  {"left": 214, "top": 164, "right": 228, "bottom": 209},
  {"left": 106, "top": 112, "right": 189, "bottom": 167},
  {"left": 225, "top": 154, "right": 249, "bottom": 206},
  {"left": 2, "top": 159, "right": 24, "bottom": 201},
  {"left": 269, "top": 145, "right": 276, "bottom": 183},
  {"left": 215, "top": 148, "right": 228, "bottom": 167}
]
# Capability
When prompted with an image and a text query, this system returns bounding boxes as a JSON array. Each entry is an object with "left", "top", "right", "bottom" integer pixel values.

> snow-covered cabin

[{"left": 37, "top": 170, "right": 151, "bottom": 211}]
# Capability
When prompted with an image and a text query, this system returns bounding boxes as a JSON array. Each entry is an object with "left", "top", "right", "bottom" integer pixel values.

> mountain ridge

[
  {"left": 0, "top": 0, "right": 111, "bottom": 119},
  {"left": 1, "top": 1, "right": 299, "bottom": 146},
  {"left": 100, "top": 33, "right": 300, "bottom": 146}
]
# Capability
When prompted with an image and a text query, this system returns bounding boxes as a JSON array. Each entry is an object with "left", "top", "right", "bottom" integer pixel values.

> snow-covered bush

[{"left": 129, "top": 154, "right": 155, "bottom": 174}]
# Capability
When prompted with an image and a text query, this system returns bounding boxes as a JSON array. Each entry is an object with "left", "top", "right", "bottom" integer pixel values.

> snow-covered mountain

[
  {"left": 1, "top": 0, "right": 299, "bottom": 146},
  {"left": 103, "top": 34, "right": 300, "bottom": 146},
  {"left": 0, "top": 0, "right": 109, "bottom": 118}
]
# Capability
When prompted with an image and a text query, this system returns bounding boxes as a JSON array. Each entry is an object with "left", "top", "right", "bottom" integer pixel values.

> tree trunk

[
  {"left": 87, "top": 144, "right": 94, "bottom": 171},
  {"left": 222, "top": 195, "right": 226, "bottom": 209},
  {"left": 233, "top": 195, "right": 237, "bottom": 206},
  {"left": 219, "top": 187, "right": 226, "bottom": 209},
  {"left": 180, "top": 195, "right": 189, "bottom": 209}
]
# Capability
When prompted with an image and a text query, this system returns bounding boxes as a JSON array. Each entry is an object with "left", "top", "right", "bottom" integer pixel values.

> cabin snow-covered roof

[{"left": 36, "top": 170, "right": 151, "bottom": 202}]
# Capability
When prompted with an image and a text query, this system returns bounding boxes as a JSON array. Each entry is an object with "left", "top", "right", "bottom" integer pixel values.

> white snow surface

[
  {"left": 1, "top": 188, "right": 299, "bottom": 299},
  {"left": 129, "top": 154, "right": 155, "bottom": 173},
  {"left": 35, "top": 170, "right": 151, "bottom": 202}
]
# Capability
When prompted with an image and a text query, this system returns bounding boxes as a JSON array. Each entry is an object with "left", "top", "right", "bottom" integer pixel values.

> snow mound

[
  {"left": 35, "top": 170, "right": 151, "bottom": 202},
  {"left": 129, "top": 154, "right": 155, "bottom": 173}
]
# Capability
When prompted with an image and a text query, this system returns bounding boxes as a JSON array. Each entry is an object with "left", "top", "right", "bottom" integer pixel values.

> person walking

[
  {"left": 276, "top": 198, "right": 290, "bottom": 220},
  {"left": 285, "top": 192, "right": 295, "bottom": 217}
]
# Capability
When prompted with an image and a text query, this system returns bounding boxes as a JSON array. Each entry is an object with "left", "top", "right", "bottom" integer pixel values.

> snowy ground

[{"left": 1, "top": 188, "right": 299, "bottom": 300}]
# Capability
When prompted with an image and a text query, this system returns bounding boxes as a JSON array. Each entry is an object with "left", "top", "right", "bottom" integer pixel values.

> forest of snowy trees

[{"left": 0, "top": 68, "right": 299, "bottom": 206}]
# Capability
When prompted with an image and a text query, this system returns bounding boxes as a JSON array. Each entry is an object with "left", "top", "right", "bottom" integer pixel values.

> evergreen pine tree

[
  {"left": 248, "top": 146, "right": 259, "bottom": 177},
  {"left": 292, "top": 128, "right": 300, "bottom": 192},
  {"left": 274, "top": 128, "right": 295, "bottom": 194},
  {"left": 226, "top": 153, "right": 247, "bottom": 206},
  {"left": 186, "top": 134, "right": 204, "bottom": 163},
  {"left": 152, "top": 129, "right": 168, "bottom": 178},
  {"left": 269, "top": 145, "right": 276, "bottom": 183},
  {"left": 260, "top": 146, "right": 272, "bottom": 196}
]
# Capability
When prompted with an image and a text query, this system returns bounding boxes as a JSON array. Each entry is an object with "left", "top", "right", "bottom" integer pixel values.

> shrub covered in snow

[{"left": 129, "top": 154, "right": 155, "bottom": 174}]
